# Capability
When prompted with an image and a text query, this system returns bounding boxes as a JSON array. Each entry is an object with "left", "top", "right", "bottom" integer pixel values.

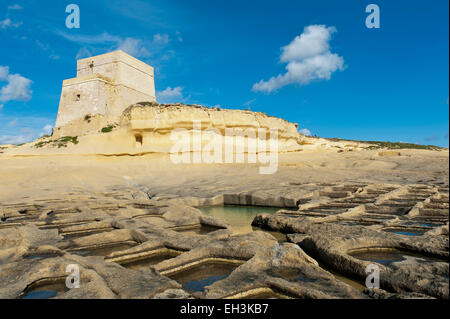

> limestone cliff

[
  {"left": 7, "top": 102, "right": 372, "bottom": 156},
  {"left": 47, "top": 102, "right": 305, "bottom": 155},
  {"left": 120, "top": 102, "right": 302, "bottom": 151}
]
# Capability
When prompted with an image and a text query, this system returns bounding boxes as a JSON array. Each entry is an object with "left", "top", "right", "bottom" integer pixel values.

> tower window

[
  {"left": 75, "top": 94, "right": 81, "bottom": 101},
  {"left": 88, "top": 62, "right": 94, "bottom": 74},
  {"left": 135, "top": 134, "right": 143, "bottom": 147}
]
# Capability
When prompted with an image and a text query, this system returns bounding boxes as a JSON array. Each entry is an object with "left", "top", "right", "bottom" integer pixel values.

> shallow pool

[
  {"left": 168, "top": 260, "right": 242, "bottom": 293},
  {"left": 198, "top": 205, "right": 286, "bottom": 236},
  {"left": 350, "top": 249, "right": 446, "bottom": 266},
  {"left": 20, "top": 279, "right": 69, "bottom": 299}
]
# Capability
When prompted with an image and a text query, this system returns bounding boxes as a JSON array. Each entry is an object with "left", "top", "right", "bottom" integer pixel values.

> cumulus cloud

[
  {"left": 118, "top": 37, "right": 150, "bottom": 57},
  {"left": 252, "top": 25, "right": 344, "bottom": 93},
  {"left": 299, "top": 128, "right": 312, "bottom": 136},
  {"left": 156, "top": 86, "right": 183, "bottom": 103},
  {"left": 0, "top": 66, "right": 8, "bottom": 80},
  {"left": 0, "top": 65, "right": 33, "bottom": 103}
]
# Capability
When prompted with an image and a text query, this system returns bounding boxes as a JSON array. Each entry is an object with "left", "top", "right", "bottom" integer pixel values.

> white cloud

[
  {"left": 0, "top": 134, "right": 29, "bottom": 145},
  {"left": 0, "top": 104, "right": 3, "bottom": 111},
  {"left": 0, "top": 73, "right": 33, "bottom": 102},
  {"left": 0, "top": 114, "right": 55, "bottom": 145},
  {"left": 156, "top": 86, "right": 183, "bottom": 103},
  {"left": 0, "top": 18, "right": 22, "bottom": 29},
  {"left": 299, "top": 128, "right": 312, "bottom": 136},
  {"left": 0, "top": 66, "right": 8, "bottom": 80},
  {"left": 0, "top": 127, "right": 35, "bottom": 145},
  {"left": 118, "top": 37, "right": 150, "bottom": 57},
  {"left": 153, "top": 33, "right": 170, "bottom": 45},
  {"left": 252, "top": 25, "right": 344, "bottom": 93},
  {"left": 40, "top": 124, "right": 53, "bottom": 136},
  {"left": 0, "top": 18, "right": 11, "bottom": 29},
  {"left": 280, "top": 26, "right": 335, "bottom": 62},
  {"left": 8, "top": 4, "right": 23, "bottom": 10},
  {"left": 0, "top": 65, "right": 33, "bottom": 103}
]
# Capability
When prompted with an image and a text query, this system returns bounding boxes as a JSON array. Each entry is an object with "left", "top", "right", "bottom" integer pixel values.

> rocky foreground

[{"left": 0, "top": 149, "right": 448, "bottom": 299}]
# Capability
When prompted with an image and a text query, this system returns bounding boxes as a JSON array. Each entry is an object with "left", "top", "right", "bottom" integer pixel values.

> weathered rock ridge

[{"left": 7, "top": 102, "right": 372, "bottom": 156}]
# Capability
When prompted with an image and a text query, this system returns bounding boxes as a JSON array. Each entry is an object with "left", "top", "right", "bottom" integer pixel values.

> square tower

[{"left": 55, "top": 50, "right": 156, "bottom": 129}]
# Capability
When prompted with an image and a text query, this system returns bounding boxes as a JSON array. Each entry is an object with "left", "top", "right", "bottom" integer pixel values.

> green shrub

[
  {"left": 34, "top": 136, "right": 78, "bottom": 148},
  {"left": 362, "top": 141, "right": 442, "bottom": 150},
  {"left": 101, "top": 125, "right": 115, "bottom": 133},
  {"left": 34, "top": 140, "right": 52, "bottom": 148},
  {"left": 326, "top": 138, "right": 444, "bottom": 151}
]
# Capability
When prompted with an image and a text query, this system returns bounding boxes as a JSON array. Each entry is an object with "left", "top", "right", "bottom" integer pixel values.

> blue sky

[{"left": 0, "top": 0, "right": 448, "bottom": 146}]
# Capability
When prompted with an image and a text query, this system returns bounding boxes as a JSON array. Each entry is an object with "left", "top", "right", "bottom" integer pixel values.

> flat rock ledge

[
  {"left": 0, "top": 182, "right": 448, "bottom": 299},
  {"left": 252, "top": 183, "right": 449, "bottom": 299}
]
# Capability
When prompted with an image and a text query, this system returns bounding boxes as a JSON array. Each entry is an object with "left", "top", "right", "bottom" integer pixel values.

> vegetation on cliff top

[
  {"left": 327, "top": 138, "right": 445, "bottom": 150},
  {"left": 101, "top": 125, "right": 116, "bottom": 133},
  {"left": 34, "top": 136, "right": 79, "bottom": 148},
  {"left": 363, "top": 141, "right": 444, "bottom": 150}
]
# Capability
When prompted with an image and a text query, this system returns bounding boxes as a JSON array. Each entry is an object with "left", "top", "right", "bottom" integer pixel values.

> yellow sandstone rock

[{"left": 378, "top": 151, "right": 401, "bottom": 157}]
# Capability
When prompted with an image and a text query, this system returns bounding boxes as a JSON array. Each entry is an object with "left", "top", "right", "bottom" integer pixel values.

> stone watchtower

[{"left": 54, "top": 50, "right": 156, "bottom": 130}]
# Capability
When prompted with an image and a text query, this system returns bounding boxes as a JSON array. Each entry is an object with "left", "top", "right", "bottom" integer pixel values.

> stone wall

[
  {"left": 54, "top": 50, "right": 156, "bottom": 129},
  {"left": 77, "top": 50, "right": 155, "bottom": 97},
  {"left": 55, "top": 75, "right": 113, "bottom": 128}
]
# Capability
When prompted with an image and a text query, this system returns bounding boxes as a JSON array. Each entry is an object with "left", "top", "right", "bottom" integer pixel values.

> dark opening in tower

[{"left": 135, "top": 134, "right": 143, "bottom": 147}]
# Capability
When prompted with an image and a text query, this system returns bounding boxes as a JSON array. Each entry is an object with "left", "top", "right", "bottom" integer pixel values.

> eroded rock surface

[
  {"left": 0, "top": 148, "right": 448, "bottom": 299},
  {"left": 0, "top": 181, "right": 447, "bottom": 299},
  {"left": 253, "top": 183, "right": 449, "bottom": 298}
]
